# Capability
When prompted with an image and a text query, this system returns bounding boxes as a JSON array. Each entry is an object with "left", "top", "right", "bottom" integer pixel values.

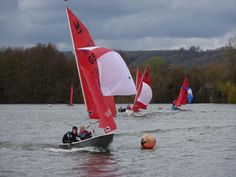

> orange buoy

[{"left": 141, "top": 134, "right": 156, "bottom": 149}]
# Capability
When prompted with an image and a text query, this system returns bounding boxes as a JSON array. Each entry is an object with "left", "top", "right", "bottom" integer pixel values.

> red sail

[
  {"left": 80, "top": 69, "right": 99, "bottom": 119},
  {"left": 79, "top": 53, "right": 116, "bottom": 119},
  {"left": 66, "top": 7, "right": 95, "bottom": 49},
  {"left": 66, "top": 7, "right": 117, "bottom": 122},
  {"left": 81, "top": 68, "right": 117, "bottom": 132},
  {"left": 76, "top": 48, "right": 117, "bottom": 132},
  {"left": 77, "top": 47, "right": 117, "bottom": 117},
  {"left": 136, "top": 68, "right": 143, "bottom": 90},
  {"left": 105, "top": 96, "right": 117, "bottom": 117},
  {"left": 176, "top": 77, "right": 189, "bottom": 107},
  {"left": 69, "top": 83, "right": 74, "bottom": 106},
  {"left": 66, "top": 6, "right": 97, "bottom": 118},
  {"left": 132, "top": 65, "right": 152, "bottom": 112},
  {"left": 142, "top": 65, "right": 152, "bottom": 86}
]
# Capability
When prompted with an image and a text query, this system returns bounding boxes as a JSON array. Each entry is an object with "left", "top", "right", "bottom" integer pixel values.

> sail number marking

[{"left": 88, "top": 53, "right": 96, "bottom": 64}]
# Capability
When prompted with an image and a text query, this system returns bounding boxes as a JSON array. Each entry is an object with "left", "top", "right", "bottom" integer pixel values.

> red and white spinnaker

[{"left": 132, "top": 65, "right": 153, "bottom": 112}]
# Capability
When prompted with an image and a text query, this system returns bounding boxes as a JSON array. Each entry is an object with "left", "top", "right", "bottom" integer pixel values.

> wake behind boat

[
  {"left": 125, "top": 109, "right": 148, "bottom": 117},
  {"left": 58, "top": 134, "right": 114, "bottom": 150}
]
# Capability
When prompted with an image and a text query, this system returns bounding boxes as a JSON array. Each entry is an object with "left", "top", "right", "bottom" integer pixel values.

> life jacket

[
  {"left": 62, "top": 131, "right": 79, "bottom": 143},
  {"left": 79, "top": 130, "right": 92, "bottom": 140}
]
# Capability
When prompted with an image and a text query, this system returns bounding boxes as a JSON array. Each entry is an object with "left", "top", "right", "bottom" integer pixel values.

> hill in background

[
  {"left": 0, "top": 43, "right": 235, "bottom": 104},
  {"left": 63, "top": 46, "right": 223, "bottom": 67}
]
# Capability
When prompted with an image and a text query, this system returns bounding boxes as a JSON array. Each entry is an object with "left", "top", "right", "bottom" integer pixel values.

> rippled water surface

[{"left": 0, "top": 104, "right": 236, "bottom": 177}]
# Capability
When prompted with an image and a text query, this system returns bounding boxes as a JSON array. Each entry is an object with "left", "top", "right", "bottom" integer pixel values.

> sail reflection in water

[{"left": 71, "top": 154, "right": 120, "bottom": 177}]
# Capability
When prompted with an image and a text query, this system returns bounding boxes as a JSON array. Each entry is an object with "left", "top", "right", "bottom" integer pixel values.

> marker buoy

[{"left": 141, "top": 134, "right": 156, "bottom": 149}]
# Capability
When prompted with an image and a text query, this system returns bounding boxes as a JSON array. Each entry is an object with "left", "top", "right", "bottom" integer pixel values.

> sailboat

[
  {"left": 68, "top": 83, "right": 74, "bottom": 106},
  {"left": 126, "top": 65, "right": 153, "bottom": 116},
  {"left": 118, "top": 68, "right": 143, "bottom": 113},
  {"left": 59, "top": 6, "right": 136, "bottom": 149},
  {"left": 172, "top": 77, "right": 193, "bottom": 111}
]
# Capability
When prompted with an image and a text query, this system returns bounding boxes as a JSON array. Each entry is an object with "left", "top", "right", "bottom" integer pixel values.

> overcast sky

[{"left": 0, "top": 0, "right": 236, "bottom": 51}]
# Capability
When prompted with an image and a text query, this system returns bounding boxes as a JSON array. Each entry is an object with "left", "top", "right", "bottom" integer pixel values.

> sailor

[
  {"left": 79, "top": 125, "right": 92, "bottom": 140},
  {"left": 62, "top": 126, "right": 80, "bottom": 143},
  {"left": 118, "top": 106, "right": 122, "bottom": 112},
  {"left": 132, "top": 105, "right": 140, "bottom": 112},
  {"left": 172, "top": 100, "right": 176, "bottom": 107},
  {"left": 118, "top": 107, "right": 126, "bottom": 112},
  {"left": 126, "top": 104, "right": 131, "bottom": 110},
  {"left": 172, "top": 100, "right": 181, "bottom": 110}
]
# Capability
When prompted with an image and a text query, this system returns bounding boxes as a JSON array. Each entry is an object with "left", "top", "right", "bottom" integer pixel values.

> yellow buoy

[{"left": 141, "top": 134, "right": 156, "bottom": 149}]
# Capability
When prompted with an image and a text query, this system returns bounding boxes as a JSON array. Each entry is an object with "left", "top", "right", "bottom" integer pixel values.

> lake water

[{"left": 0, "top": 104, "right": 236, "bottom": 177}]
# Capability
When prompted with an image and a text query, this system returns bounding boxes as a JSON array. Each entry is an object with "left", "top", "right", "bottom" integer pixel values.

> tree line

[{"left": 0, "top": 38, "right": 235, "bottom": 104}]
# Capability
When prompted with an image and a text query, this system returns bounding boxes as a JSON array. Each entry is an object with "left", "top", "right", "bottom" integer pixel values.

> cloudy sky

[{"left": 0, "top": 0, "right": 236, "bottom": 51}]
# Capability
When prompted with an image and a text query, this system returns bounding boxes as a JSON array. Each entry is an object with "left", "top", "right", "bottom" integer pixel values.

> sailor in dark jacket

[{"left": 62, "top": 126, "right": 80, "bottom": 143}]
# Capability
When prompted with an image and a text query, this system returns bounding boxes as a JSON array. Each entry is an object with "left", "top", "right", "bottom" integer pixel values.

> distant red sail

[
  {"left": 136, "top": 68, "right": 143, "bottom": 90},
  {"left": 69, "top": 83, "right": 74, "bottom": 105},
  {"left": 176, "top": 77, "right": 189, "bottom": 107},
  {"left": 132, "top": 65, "right": 152, "bottom": 112},
  {"left": 142, "top": 65, "right": 152, "bottom": 86}
]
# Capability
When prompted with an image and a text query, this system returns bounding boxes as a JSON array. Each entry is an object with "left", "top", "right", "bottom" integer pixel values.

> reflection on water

[{"left": 72, "top": 153, "right": 119, "bottom": 177}]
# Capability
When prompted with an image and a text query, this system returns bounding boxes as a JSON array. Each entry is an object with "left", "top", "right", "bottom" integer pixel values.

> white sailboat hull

[{"left": 125, "top": 109, "right": 147, "bottom": 117}]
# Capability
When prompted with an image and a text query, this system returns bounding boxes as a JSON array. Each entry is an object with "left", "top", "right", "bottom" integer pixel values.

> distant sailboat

[
  {"left": 68, "top": 83, "right": 74, "bottom": 106},
  {"left": 118, "top": 68, "right": 142, "bottom": 113},
  {"left": 59, "top": 6, "right": 136, "bottom": 149},
  {"left": 126, "top": 65, "right": 152, "bottom": 116},
  {"left": 172, "top": 77, "right": 193, "bottom": 111}
]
